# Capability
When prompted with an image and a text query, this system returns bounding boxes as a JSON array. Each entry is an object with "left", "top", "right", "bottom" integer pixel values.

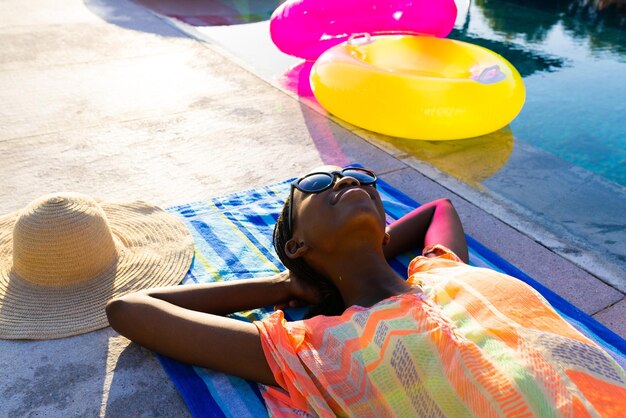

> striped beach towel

[{"left": 160, "top": 177, "right": 626, "bottom": 417}]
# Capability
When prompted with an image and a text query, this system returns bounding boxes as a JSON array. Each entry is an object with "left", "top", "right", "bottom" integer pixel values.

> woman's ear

[
  {"left": 382, "top": 232, "right": 391, "bottom": 246},
  {"left": 284, "top": 238, "right": 309, "bottom": 259}
]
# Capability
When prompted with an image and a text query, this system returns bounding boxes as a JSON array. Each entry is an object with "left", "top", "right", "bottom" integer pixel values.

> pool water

[
  {"left": 139, "top": 0, "right": 626, "bottom": 290},
  {"left": 451, "top": 0, "right": 626, "bottom": 187}
]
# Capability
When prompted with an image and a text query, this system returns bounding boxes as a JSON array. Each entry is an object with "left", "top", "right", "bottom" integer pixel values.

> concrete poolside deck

[{"left": 0, "top": 0, "right": 623, "bottom": 416}]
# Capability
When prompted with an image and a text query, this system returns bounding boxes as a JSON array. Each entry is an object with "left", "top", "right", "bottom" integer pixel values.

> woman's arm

[
  {"left": 106, "top": 274, "right": 295, "bottom": 386},
  {"left": 132, "top": 272, "right": 292, "bottom": 316},
  {"left": 383, "top": 198, "right": 469, "bottom": 263}
]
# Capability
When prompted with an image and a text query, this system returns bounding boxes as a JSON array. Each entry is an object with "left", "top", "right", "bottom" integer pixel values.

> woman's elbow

[{"left": 434, "top": 197, "right": 453, "bottom": 207}]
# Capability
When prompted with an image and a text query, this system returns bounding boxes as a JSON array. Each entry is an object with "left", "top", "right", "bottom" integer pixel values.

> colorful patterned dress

[{"left": 254, "top": 246, "right": 626, "bottom": 417}]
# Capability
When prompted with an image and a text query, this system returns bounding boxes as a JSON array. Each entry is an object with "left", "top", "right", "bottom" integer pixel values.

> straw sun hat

[{"left": 0, "top": 193, "right": 194, "bottom": 340}]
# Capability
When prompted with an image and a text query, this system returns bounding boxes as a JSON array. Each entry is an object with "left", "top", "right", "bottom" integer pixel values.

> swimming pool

[{"left": 138, "top": 0, "right": 626, "bottom": 291}]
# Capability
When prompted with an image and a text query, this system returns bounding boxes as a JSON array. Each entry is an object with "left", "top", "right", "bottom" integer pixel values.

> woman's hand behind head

[{"left": 274, "top": 270, "right": 324, "bottom": 310}]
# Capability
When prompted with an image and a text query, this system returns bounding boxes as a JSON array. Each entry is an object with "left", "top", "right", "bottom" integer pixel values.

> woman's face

[{"left": 289, "top": 165, "right": 387, "bottom": 256}]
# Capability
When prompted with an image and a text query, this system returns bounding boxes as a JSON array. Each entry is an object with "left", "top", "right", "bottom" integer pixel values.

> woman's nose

[{"left": 333, "top": 175, "right": 360, "bottom": 190}]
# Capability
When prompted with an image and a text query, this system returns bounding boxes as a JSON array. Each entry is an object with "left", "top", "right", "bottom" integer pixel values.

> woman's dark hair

[{"left": 273, "top": 195, "right": 345, "bottom": 318}]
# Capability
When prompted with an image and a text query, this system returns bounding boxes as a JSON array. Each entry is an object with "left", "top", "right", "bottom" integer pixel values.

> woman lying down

[{"left": 107, "top": 165, "right": 626, "bottom": 417}]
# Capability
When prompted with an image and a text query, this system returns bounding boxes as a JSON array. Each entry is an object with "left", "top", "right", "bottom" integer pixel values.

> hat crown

[{"left": 12, "top": 193, "right": 118, "bottom": 286}]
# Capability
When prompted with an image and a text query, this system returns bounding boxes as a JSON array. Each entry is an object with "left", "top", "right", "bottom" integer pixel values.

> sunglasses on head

[{"left": 286, "top": 167, "right": 377, "bottom": 236}]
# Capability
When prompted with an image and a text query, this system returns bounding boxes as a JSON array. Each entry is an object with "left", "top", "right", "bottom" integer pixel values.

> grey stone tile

[
  {"left": 0, "top": 92, "right": 403, "bottom": 214},
  {"left": 0, "top": 328, "right": 189, "bottom": 417},
  {"left": 349, "top": 128, "right": 407, "bottom": 158},
  {"left": 0, "top": 21, "right": 186, "bottom": 71},
  {"left": 0, "top": 42, "right": 261, "bottom": 142},
  {"left": 0, "top": 0, "right": 186, "bottom": 35},
  {"left": 0, "top": 0, "right": 101, "bottom": 27},
  {"left": 540, "top": 174, "right": 626, "bottom": 270},
  {"left": 294, "top": 104, "right": 407, "bottom": 174},
  {"left": 592, "top": 298, "right": 626, "bottom": 340},
  {"left": 483, "top": 140, "right": 594, "bottom": 213},
  {"left": 356, "top": 126, "right": 516, "bottom": 178},
  {"left": 0, "top": 107, "right": 301, "bottom": 213}
]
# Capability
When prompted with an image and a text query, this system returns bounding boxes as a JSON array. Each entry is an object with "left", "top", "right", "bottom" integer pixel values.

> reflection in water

[
  {"left": 449, "top": 29, "right": 566, "bottom": 76},
  {"left": 564, "top": 0, "right": 626, "bottom": 56},
  {"left": 474, "top": 0, "right": 561, "bottom": 43},
  {"left": 455, "top": 0, "right": 625, "bottom": 187},
  {"left": 566, "top": 0, "right": 626, "bottom": 26},
  {"left": 377, "top": 128, "right": 515, "bottom": 188},
  {"left": 500, "top": 0, "right": 626, "bottom": 29},
  {"left": 132, "top": 0, "right": 283, "bottom": 26},
  {"left": 474, "top": 0, "right": 626, "bottom": 56}
]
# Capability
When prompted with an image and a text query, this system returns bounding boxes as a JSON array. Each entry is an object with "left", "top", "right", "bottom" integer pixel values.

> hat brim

[{"left": 0, "top": 201, "right": 194, "bottom": 340}]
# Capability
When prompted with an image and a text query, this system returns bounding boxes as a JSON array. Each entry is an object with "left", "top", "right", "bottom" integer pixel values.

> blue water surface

[{"left": 450, "top": 0, "right": 626, "bottom": 186}]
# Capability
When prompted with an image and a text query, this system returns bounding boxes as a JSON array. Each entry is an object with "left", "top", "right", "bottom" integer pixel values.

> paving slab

[
  {"left": 0, "top": 328, "right": 191, "bottom": 418},
  {"left": 0, "top": 95, "right": 404, "bottom": 215},
  {"left": 0, "top": 21, "right": 185, "bottom": 71},
  {"left": 0, "top": 0, "right": 102, "bottom": 27},
  {"left": 593, "top": 299, "right": 626, "bottom": 338},
  {"left": 0, "top": 45, "right": 241, "bottom": 141}
]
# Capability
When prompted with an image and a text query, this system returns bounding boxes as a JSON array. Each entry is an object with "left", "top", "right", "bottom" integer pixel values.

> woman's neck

[{"left": 324, "top": 247, "right": 413, "bottom": 309}]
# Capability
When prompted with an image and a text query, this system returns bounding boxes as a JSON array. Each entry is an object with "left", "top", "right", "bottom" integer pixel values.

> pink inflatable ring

[{"left": 270, "top": 0, "right": 457, "bottom": 61}]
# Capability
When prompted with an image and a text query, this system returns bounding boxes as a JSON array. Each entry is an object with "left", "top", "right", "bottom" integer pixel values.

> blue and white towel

[{"left": 159, "top": 177, "right": 626, "bottom": 417}]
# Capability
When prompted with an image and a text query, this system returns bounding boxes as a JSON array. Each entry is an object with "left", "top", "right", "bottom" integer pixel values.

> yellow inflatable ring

[{"left": 310, "top": 34, "right": 526, "bottom": 140}]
